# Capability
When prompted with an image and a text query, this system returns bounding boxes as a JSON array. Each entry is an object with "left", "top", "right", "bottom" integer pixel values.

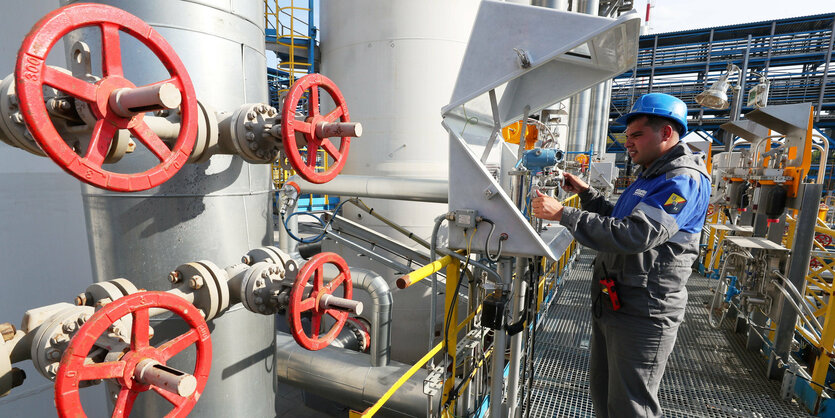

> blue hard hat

[{"left": 615, "top": 93, "right": 688, "bottom": 136}]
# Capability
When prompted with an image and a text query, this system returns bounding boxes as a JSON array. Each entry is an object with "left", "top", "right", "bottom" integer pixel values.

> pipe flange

[
  {"left": 240, "top": 262, "right": 284, "bottom": 315},
  {"left": 196, "top": 260, "right": 230, "bottom": 315},
  {"left": 172, "top": 263, "right": 218, "bottom": 320},
  {"left": 0, "top": 73, "right": 44, "bottom": 156},
  {"left": 29, "top": 306, "right": 96, "bottom": 380},
  {"left": 225, "top": 103, "right": 280, "bottom": 164},
  {"left": 244, "top": 246, "right": 298, "bottom": 281},
  {"left": 345, "top": 317, "right": 371, "bottom": 352},
  {"left": 80, "top": 280, "right": 134, "bottom": 308},
  {"left": 188, "top": 100, "right": 219, "bottom": 164}
]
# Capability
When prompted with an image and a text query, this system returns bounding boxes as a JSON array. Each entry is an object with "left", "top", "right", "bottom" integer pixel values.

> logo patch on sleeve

[{"left": 663, "top": 193, "right": 687, "bottom": 214}]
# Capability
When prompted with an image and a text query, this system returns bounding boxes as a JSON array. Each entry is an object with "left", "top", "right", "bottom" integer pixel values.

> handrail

[
  {"left": 349, "top": 341, "right": 444, "bottom": 418},
  {"left": 397, "top": 255, "right": 453, "bottom": 289}
]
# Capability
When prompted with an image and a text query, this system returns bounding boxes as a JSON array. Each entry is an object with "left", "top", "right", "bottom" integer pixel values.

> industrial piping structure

[{"left": 6, "top": 1, "right": 835, "bottom": 417}]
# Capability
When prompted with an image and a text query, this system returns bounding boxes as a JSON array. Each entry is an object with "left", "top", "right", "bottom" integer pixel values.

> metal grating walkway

[{"left": 528, "top": 249, "right": 811, "bottom": 417}]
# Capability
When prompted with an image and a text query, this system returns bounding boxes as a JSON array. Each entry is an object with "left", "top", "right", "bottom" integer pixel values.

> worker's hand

[
  {"left": 562, "top": 172, "right": 589, "bottom": 194},
  {"left": 532, "top": 190, "right": 564, "bottom": 221}
]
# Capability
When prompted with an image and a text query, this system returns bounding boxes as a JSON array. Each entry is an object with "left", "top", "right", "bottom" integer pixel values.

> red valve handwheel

[
  {"left": 15, "top": 4, "right": 198, "bottom": 192},
  {"left": 815, "top": 233, "right": 833, "bottom": 247},
  {"left": 706, "top": 204, "right": 715, "bottom": 217},
  {"left": 55, "top": 292, "right": 211, "bottom": 418},
  {"left": 288, "top": 252, "right": 353, "bottom": 350},
  {"left": 281, "top": 74, "right": 351, "bottom": 184}
]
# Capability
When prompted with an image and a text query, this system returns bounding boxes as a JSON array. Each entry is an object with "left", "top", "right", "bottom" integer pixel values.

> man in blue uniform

[{"left": 532, "top": 93, "right": 711, "bottom": 417}]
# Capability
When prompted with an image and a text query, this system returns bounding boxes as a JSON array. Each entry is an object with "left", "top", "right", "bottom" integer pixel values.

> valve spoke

[
  {"left": 100, "top": 23, "right": 123, "bottom": 77},
  {"left": 305, "top": 147, "right": 318, "bottom": 168},
  {"left": 131, "top": 308, "right": 150, "bottom": 350},
  {"left": 43, "top": 67, "right": 97, "bottom": 103},
  {"left": 320, "top": 139, "right": 342, "bottom": 161},
  {"left": 298, "top": 297, "right": 315, "bottom": 312},
  {"left": 313, "top": 265, "right": 325, "bottom": 290},
  {"left": 159, "top": 329, "right": 199, "bottom": 361},
  {"left": 308, "top": 87, "right": 319, "bottom": 117},
  {"left": 85, "top": 119, "right": 118, "bottom": 166},
  {"left": 293, "top": 120, "right": 312, "bottom": 135},
  {"left": 310, "top": 312, "right": 321, "bottom": 339},
  {"left": 323, "top": 106, "right": 344, "bottom": 123},
  {"left": 112, "top": 387, "right": 138, "bottom": 418},
  {"left": 326, "top": 273, "right": 346, "bottom": 294},
  {"left": 327, "top": 310, "right": 346, "bottom": 321},
  {"left": 130, "top": 122, "right": 172, "bottom": 161},
  {"left": 79, "top": 361, "right": 127, "bottom": 381},
  {"left": 152, "top": 385, "right": 186, "bottom": 405}
]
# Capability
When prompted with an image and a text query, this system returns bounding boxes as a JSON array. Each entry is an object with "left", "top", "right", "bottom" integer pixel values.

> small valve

[{"left": 279, "top": 181, "right": 301, "bottom": 217}]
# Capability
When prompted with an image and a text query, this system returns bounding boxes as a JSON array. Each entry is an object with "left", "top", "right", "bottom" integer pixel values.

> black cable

[{"left": 482, "top": 219, "right": 507, "bottom": 262}]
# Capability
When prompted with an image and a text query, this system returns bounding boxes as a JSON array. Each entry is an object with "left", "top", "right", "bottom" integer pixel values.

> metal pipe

[
  {"left": 290, "top": 174, "right": 448, "bottom": 203},
  {"left": 813, "top": 134, "right": 829, "bottom": 184},
  {"left": 491, "top": 259, "right": 513, "bottom": 418},
  {"left": 397, "top": 255, "right": 453, "bottom": 289},
  {"left": 315, "top": 121, "right": 363, "bottom": 138},
  {"left": 274, "top": 332, "right": 427, "bottom": 416},
  {"left": 133, "top": 358, "right": 197, "bottom": 398},
  {"left": 109, "top": 83, "right": 181, "bottom": 117},
  {"left": 770, "top": 270, "right": 823, "bottom": 333},
  {"left": 769, "top": 183, "right": 822, "bottom": 379},
  {"left": 769, "top": 281, "right": 822, "bottom": 341},
  {"left": 429, "top": 214, "right": 447, "bottom": 359},
  {"left": 348, "top": 198, "right": 431, "bottom": 249},
  {"left": 323, "top": 264, "right": 393, "bottom": 367},
  {"left": 506, "top": 259, "right": 527, "bottom": 416}
]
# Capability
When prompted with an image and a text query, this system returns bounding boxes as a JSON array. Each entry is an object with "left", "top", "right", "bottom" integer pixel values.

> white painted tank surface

[
  {"left": 320, "top": 0, "right": 480, "bottom": 362},
  {"left": 0, "top": 1, "right": 105, "bottom": 415},
  {"left": 60, "top": 0, "right": 276, "bottom": 416}
]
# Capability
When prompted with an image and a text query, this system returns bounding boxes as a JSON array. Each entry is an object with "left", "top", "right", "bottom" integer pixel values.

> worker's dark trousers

[{"left": 589, "top": 309, "right": 681, "bottom": 417}]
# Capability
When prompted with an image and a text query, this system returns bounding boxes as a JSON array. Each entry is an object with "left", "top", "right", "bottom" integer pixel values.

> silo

[
  {"left": 320, "top": 0, "right": 481, "bottom": 362},
  {"left": 59, "top": 0, "right": 275, "bottom": 416}
]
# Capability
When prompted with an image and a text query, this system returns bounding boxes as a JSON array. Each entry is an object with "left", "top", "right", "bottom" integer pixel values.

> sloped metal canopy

[
  {"left": 442, "top": 1, "right": 641, "bottom": 126},
  {"left": 442, "top": 1, "right": 640, "bottom": 259}
]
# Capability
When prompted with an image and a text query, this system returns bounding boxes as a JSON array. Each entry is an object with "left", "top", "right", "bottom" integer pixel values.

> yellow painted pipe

[
  {"left": 396, "top": 254, "right": 454, "bottom": 289},
  {"left": 350, "top": 342, "right": 444, "bottom": 418}
]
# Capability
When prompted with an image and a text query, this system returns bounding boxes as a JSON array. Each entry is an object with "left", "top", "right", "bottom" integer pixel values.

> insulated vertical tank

[
  {"left": 61, "top": 0, "right": 275, "bottom": 416},
  {"left": 0, "top": 1, "right": 103, "bottom": 415},
  {"left": 320, "top": 0, "right": 480, "bottom": 362}
]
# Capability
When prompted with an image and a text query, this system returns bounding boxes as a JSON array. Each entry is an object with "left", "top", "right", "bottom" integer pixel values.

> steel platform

[{"left": 527, "top": 249, "right": 811, "bottom": 417}]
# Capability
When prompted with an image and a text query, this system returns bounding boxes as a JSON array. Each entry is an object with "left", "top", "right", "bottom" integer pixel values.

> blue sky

[{"left": 636, "top": 0, "right": 834, "bottom": 34}]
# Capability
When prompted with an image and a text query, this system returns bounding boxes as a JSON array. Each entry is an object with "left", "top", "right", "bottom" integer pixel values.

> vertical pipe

[
  {"left": 566, "top": 0, "right": 599, "bottom": 153},
  {"left": 308, "top": 0, "right": 315, "bottom": 74},
  {"left": 648, "top": 35, "right": 658, "bottom": 92},
  {"left": 490, "top": 260, "right": 513, "bottom": 418},
  {"left": 816, "top": 18, "right": 835, "bottom": 122},
  {"left": 698, "top": 29, "right": 715, "bottom": 125},
  {"left": 724, "top": 35, "right": 752, "bottom": 152},
  {"left": 506, "top": 259, "right": 527, "bottom": 417},
  {"left": 764, "top": 21, "right": 776, "bottom": 74},
  {"left": 768, "top": 183, "right": 823, "bottom": 379}
]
